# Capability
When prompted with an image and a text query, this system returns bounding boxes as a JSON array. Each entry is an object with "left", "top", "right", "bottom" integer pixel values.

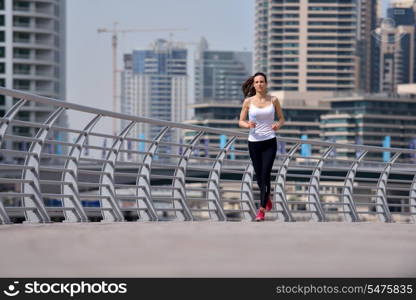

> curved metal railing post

[
  {"left": 375, "top": 152, "right": 401, "bottom": 223},
  {"left": 0, "top": 99, "right": 26, "bottom": 147},
  {"left": 22, "top": 107, "right": 66, "bottom": 223},
  {"left": 240, "top": 162, "right": 256, "bottom": 221},
  {"left": 409, "top": 173, "right": 416, "bottom": 224},
  {"left": 273, "top": 142, "right": 300, "bottom": 222},
  {"left": 341, "top": 151, "right": 367, "bottom": 222},
  {"left": 307, "top": 146, "right": 334, "bottom": 222},
  {"left": 136, "top": 126, "right": 170, "bottom": 221},
  {"left": 206, "top": 136, "right": 237, "bottom": 221},
  {"left": 0, "top": 99, "right": 26, "bottom": 224},
  {"left": 171, "top": 131, "right": 204, "bottom": 221},
  {"left": 99, "top": 121, "right": 136, "bottom": 222},
  {"left": 61, "top": 114, "right": 102, "bottom": 222},
  {"left": 0, "top": 200, "right": 9, "bottom": 224}
]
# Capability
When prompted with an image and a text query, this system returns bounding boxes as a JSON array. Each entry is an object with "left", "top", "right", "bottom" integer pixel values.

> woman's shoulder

[
  {"left": 243, "top": 97, "right": 253, "bottom": 107},
  {"left": 270, "top": 95, "right": 280, "bottom": 105}
]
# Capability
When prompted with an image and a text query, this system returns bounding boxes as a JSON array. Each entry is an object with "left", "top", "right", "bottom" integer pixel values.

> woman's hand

[
  {"left": 272, "top": 122, "right": 279, "bottom": 131},
  {"left": 247, "top": 121, "right": 256, "bottom": 128}
]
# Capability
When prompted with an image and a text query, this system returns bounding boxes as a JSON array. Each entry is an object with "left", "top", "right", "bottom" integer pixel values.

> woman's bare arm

[
  {"left": 239, "top": 98, "right": 255, "bottom": 129},
  {"left": 271, "top": 96, "right": 285, "bottom": 131}
]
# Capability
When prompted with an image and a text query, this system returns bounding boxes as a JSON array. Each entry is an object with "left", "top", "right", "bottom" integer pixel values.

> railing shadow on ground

[{"left": 0, "top": 87, "right": 415, "bottom": 224}]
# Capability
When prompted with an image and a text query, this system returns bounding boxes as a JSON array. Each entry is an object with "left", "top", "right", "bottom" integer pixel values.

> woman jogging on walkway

[{"left": 239, "top": 72, "right": 285, "bottom": 221}]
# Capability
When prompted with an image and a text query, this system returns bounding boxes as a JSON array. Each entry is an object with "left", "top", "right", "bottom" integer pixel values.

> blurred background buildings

[{"left": 1, "top": 0, "right": 415, "bottom": 160}]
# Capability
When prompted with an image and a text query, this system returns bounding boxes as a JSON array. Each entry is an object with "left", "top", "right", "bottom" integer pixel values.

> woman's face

[{"left": 253, "top": 75, "right": 267, "bottom": 94}]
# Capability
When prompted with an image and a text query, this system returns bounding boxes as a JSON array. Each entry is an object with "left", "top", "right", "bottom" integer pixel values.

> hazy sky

[{"left": 66, "top": 0, "right": 254, "bottom": 132}]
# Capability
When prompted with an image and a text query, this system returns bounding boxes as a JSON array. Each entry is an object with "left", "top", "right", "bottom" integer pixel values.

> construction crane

[{"left": 97, "top": 22, "right": 187, "bottom": 136}]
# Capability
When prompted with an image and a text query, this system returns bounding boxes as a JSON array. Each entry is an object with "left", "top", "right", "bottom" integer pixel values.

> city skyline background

[
  {"left": 66, "top": 0, "right": 254, "bottom": 133},
  {"left": 66, "top": 0, "right": 392, "bottom": 133}
]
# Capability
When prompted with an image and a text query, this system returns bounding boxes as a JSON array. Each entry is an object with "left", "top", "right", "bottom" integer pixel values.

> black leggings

[{"left": 248, "top": 137, "right": 277, "bottom": 209}]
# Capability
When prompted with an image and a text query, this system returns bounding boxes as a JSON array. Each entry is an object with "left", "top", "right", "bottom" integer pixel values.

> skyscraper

[
  {"left": 376, "top": 0, "right": 416, "bottom": 93},
  {"left": 0, "top": 0, "right": 66, "bottom": 154},
  {"left": 194, "top": 37, "right": 252, "bottom": 103},
  {"left": 255, "top": 0, "right": 359, "bottom": 94},
  {"left": 120, "top": 39, "right": 187, "bottom": 153},
  {"left": 357, "top": 0, "right": 379, "bottom": 93},
  {"left": 254, "top": 0, "right": 269, "bottom": 76},
  {"left": 184, "top": 38, "right": 252, "bottom": 158}
]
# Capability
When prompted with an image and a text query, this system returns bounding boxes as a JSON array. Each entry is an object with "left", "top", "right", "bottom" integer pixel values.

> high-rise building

[
  {"left": 184, "top": 39, "right": 251, "bottom": 155},
  {"left": 377, "top": 0, "right": 384, "bottom": 19},
  {"left": 254, "top": 0, "right": 269, "bottom": 76},
  {"left": 357, "top": 0, "right": 379, "bottom": 93},
  {"left": 0, "top": 0, "right": 66, "bottom": 155},
  {"left": 194, "top": 37, "right": 252, "bottom": 103},
  {"left": 255, "top": 0, "right": 359, "bottom": 95},
  {"left": 183, "top": 38, "right": 252, "bottom": 157},
  {"left": 120, "top": 39, "right": 187, "bottom": 153},
  {"left": 375, "top": 0, "right": 416, "bottom": 93}
]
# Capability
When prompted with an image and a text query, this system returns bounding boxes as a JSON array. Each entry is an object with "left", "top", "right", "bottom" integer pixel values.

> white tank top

[{"left": 248, "top": 102, "right": 276, "bottom": 142}]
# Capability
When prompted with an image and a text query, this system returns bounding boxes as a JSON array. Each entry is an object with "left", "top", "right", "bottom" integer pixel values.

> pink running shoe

[
  {"left": 266, "top": 195, "right": 273, "bottom": 211},
  {"left": 255, "top": 209, "right": 265, "bottom": 221}
]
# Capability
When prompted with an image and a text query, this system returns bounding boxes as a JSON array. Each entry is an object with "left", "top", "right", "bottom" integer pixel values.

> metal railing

[{"left": 0, "top": 87, "right": 415, "bottom": 224}]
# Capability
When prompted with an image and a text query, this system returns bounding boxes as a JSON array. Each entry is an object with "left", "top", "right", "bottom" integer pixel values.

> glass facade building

[
  {"left": 121, "top": 39, "right": 187, "bottom": 157},
  {"left": 194, "top": 42, "right": 252, "bottom": 103}
]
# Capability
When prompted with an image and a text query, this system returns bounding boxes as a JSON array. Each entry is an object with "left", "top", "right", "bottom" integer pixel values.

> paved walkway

[{"left": 0, "top": 222, "right": 415, "bottom": 277}]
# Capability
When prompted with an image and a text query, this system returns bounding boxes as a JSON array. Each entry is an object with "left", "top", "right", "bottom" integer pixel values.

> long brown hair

[{"left": 241, "top": 72, "right": 268, "bottom": 98}]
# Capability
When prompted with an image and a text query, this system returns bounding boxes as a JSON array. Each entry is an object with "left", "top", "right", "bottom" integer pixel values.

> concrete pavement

[{"left": 0, "top": 221, "right": 415, "bottom": 277}]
